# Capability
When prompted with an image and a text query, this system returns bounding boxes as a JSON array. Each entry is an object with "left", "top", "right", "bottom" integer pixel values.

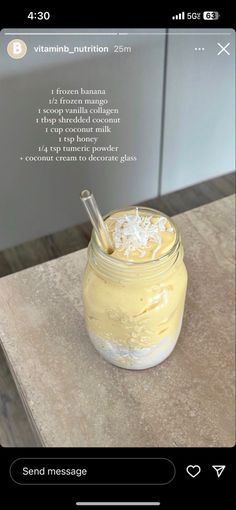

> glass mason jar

[{"left": 82, "top": 207, "right": 188, "bottom": 370}]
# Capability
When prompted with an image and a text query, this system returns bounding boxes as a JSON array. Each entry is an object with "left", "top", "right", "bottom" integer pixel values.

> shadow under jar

[{"left": 82, "top": 207, "right": 188, "bottom": 370}]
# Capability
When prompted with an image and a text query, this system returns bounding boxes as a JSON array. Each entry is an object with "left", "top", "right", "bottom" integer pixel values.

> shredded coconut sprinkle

[{"left": 110, "top": 209, "right": 174, "bottom": 259}]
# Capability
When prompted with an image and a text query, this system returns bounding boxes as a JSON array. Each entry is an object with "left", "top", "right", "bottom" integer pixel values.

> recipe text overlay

[{"left": 20, "top": 88, "right": 137, "bottom": 165}]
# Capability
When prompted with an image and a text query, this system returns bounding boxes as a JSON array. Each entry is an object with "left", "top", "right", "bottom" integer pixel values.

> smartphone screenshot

[{"left": 0, "top": 7, "right": 235, "bottom": 509}]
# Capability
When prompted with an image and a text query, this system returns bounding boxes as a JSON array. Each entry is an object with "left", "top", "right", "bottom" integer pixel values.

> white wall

[
  {"left": 161, "top": 29, "right": 235, "bottom": 194},
  {"left": 0, "top": 30, "right": 165, "bottom": 250},
  {"left": 0, "top": 29, "right": 235, "bottom": 250}
]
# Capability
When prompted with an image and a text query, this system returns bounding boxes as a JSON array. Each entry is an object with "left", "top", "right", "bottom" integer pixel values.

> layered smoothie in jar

[{"left": 82, "top": 206, "right": 188, "bottom": 369}]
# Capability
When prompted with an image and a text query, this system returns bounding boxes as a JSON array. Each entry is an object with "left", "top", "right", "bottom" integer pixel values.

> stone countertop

[{"left": 0, "top": 195, "right": 235, "bottom": 447}]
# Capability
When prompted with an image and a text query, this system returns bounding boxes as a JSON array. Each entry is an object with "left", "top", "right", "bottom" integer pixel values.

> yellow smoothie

[{"left": 83, "top": 207, "right": 188, "bottom": 369}]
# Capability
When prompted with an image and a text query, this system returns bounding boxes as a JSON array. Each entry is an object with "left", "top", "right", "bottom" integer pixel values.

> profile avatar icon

[{"left": 7, "top": 39, "right": 27, "bottom": 59}]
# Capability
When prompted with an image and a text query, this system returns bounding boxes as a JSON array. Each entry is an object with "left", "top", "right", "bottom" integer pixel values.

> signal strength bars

[{"left": 172, "top": 12, "right": 185, "bottom": 20}]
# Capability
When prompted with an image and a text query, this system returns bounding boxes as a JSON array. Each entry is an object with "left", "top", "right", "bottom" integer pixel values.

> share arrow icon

[{"left": 212, "top": 465, "right": 226, "bottom": 478}]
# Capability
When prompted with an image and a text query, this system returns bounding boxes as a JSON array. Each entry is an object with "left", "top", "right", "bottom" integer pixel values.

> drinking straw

[{"left": 80, "top": 189, "right": 114, "bottom": 254}]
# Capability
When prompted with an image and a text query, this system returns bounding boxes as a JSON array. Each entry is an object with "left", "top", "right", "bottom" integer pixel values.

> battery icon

[{"left": 203, "top": 11, "right": 220, "bottom": 20}]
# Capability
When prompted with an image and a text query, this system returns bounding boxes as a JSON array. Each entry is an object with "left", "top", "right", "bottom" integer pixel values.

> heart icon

[{"left": 186, "top": 465, "right": 201, "bottom": 478}]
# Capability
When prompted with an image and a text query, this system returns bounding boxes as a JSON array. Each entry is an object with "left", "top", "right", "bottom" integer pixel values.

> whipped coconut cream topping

[{"left": 106, "top": 208, "right": 175, "bottom": 261}]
